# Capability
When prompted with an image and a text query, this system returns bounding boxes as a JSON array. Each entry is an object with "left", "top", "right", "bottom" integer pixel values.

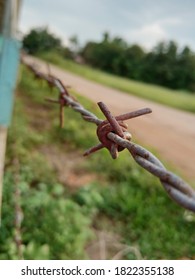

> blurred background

[{"left": 0, "top": 0, "right": 195, "bottom": 260}]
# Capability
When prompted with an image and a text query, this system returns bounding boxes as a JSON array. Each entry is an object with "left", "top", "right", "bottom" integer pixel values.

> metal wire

[{"left": 23, "top": 59, "right": 195, "bottom": 213}]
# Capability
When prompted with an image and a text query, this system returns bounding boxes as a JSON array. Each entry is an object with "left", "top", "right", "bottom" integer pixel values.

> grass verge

[{"left": 38, "top": 51, "right": 195, "bottom": 113}]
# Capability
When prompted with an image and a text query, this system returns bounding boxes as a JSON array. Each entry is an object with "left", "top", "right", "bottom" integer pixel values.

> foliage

[
  {"left": 1, "top": 172, "right": 93, "bottom": 260},
  {"left": 81, "top": 34, "right": 195, "bottom": 92},
  {"left": 81, "top": 35, "right": 127, "bottom": 72},
  {"left": 23, "top": 27, "right": 75, "bottom": 60},
  {"left": 74, "top": 181, "right": 195, "bottom": 259},
  {"left": 142, "top": 41, "right": 195, "bottom": 92},
  {"left": 38, "top": 51, "right": 195, "bottom": 113},
  {"left": 23, "top": 27, "right": 62, "bottom": 55}
]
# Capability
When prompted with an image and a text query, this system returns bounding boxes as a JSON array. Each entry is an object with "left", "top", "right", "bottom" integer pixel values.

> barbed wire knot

[{"left": 84, "top": 102, "right": 151, "bottom": 159}]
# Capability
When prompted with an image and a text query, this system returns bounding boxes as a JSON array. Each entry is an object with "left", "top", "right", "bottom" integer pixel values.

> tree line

[{"left": 23, "top": 28, "right": 195, "bottom": 93}]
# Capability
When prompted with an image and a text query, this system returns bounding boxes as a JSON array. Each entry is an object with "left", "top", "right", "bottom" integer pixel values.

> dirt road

[{"left": 24, "top": 56, "right": 195, "bottom": 182}]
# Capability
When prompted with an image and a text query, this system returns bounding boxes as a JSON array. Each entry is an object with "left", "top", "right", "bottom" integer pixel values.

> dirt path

[{"left": 23, "top": 56, "right": 195, "bottom": 182}]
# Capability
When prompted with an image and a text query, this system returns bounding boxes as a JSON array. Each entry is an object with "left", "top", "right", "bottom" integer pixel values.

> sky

[{"left": 18, "top": 0, "right": 195, "bottom": 51}]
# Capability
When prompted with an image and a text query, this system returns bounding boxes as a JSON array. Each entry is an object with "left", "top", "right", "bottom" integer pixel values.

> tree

[
  {"left": 177, "top": 46, "right": 195, "bottom": 91},
  {"left": 23, "top": 27, "right": 62, "bottom": 54},
  {"left": 143, "top": 41, "right": 180, "bottom": 88},
  {"left": 124, "top": 45, "right": 145, "bottom": 79},
  {"left": 82, "top": 33, "right": 195, "bottom": 92},
  {"left": 82, "top": 33, "right": 127, "bottom": 73}
]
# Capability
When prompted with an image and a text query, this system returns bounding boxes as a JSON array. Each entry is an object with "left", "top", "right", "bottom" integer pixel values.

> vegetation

[
  {"left": 38, "top": 51, "right": 195, "bottom": 113},
  {"left": 81, "top": 33, "right": 195, "bottom": 92},
  {"left": 23, "top": 28, "right": 195, "bottom": 93},
  {"left": 23, "top": 27, "right": 74, "bottom": 60},
  {"left": 1, "top": 66, "right": 195, "bottom": 260}
]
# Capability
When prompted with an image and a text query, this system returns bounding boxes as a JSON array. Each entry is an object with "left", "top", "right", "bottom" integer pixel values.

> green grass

[
  {"left": 38, "top": 51, "right": 195, "bottom": 113},
  {"left": 1, "top": 67, "right": 95, "bottom": 260},
  {"left": 1, "top": 65, "right": 195, "bottom": 260}
]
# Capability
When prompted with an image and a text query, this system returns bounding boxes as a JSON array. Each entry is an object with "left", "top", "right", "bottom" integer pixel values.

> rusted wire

[{"left": 23, "top": 59, "right": 195, "bottom": 213}]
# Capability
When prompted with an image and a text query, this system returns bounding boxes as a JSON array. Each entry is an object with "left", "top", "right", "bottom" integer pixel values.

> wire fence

[{"left": 22, "top": 58, "right": 195, "bottom": 213}]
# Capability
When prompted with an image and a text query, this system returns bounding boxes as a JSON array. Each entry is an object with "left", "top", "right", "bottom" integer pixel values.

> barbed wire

[{"left": 22, "top": 58, "right": 195, "bottom": 213}]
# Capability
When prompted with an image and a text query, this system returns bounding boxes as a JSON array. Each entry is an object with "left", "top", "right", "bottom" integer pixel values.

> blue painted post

[
  {"left": 0, "top": 36, "right": 21, "bottom": 125},
  {"left": 0, "top": 0, "right": 22, "bottom": 219}
]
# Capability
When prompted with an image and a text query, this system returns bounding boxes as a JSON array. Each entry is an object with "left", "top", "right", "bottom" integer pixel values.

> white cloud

[{"left": 124, "top": 23, "right": 167, "bottom": 49}]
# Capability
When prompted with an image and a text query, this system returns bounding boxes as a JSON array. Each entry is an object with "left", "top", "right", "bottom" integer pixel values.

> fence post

[
  {"left": 0, "top": 127, "right": 7, "bottom": 219},
  {"left": 0, "top": 0, "right": 22, "bottom": 221}
]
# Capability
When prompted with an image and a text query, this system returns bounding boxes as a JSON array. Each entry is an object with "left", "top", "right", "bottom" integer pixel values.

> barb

[{"left": 22, "top": 59, "right": 195, "bottom": 213}]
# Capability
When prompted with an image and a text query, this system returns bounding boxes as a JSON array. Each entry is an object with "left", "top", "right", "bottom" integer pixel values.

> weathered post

[{"left": 0, "top": 0, "right": 22, "bottom": 221}]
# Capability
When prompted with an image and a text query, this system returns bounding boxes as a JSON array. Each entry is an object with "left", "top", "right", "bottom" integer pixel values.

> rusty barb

[
  {"left": 22, "top": 58, "right": 195, "bottom": 213},
  {"left": 84, "top": 103, "right": 151, "bottom": 159}
]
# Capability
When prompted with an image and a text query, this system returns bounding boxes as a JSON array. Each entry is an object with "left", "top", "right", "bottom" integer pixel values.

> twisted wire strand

[
  {"left": 108, "top": 133, "right": 195, "bottom": 212},
  {"left": 53, "top": 80, "right": 102, "bottom": 125}
]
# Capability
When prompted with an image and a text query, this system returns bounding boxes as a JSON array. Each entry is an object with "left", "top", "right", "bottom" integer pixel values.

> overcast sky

[{"left": 19, "top": 0, "right": 195, "bottom": 50}]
